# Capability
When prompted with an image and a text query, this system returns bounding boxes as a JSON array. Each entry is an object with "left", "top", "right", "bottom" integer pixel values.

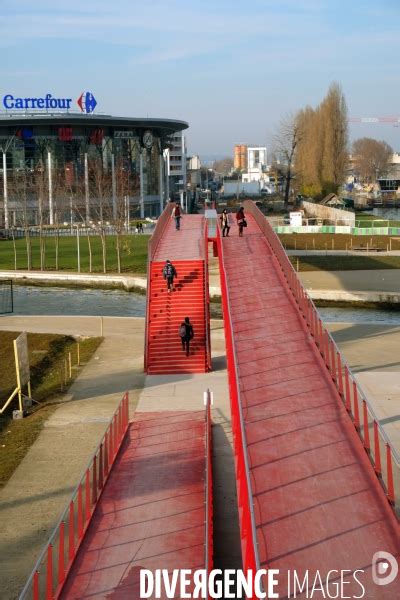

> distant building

[
  {"left": 242, "top": 146, "right": 268, "bottom": 186},
  {"left": 234, "top": 144, "right": 248, "bottom": 170},
  {"left": 167, "top": 132, "right": 187, "bottom": 200},
  {"left": 187, "top": 154, "right": 201, "bottom": 189}
]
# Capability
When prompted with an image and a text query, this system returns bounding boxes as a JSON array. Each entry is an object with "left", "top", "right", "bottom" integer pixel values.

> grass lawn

[
  {"left": 0, "top": 331, "right": 102, "bottom": 487},
  {"left": 290, "top": 255, "right": 400, "bottom": 271},
  {"left": 354, "top": 213, "right": 400, "bottom": 228},
  {"left": 0, "top": 235, "right": 149, "bottom": 273},
  {"left": 279, "top": 233, "right": 400, "bottom": 251}
]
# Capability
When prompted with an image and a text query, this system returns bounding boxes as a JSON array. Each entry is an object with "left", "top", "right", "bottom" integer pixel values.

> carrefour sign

[{"left": 2, "top": 91, "right": 97, "bottom": 113}]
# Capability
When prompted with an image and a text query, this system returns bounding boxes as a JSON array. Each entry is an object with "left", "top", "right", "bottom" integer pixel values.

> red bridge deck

[
  {"left": 60, "top": 412, "right": 207, "bottom": 600},
  {"left": 222, "top": 215, "right": 400, "bottom": 598}
]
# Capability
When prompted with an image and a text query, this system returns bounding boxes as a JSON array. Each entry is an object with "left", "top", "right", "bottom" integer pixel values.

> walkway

[
  {"left": 60, "top": 411, "right": 207, "bottom": 599},
  {"left": 153, "top": 215, "right": 205, "bottom": 261},
  {"left": 222, "top": 215, "right": 400, "bottom": 598}
]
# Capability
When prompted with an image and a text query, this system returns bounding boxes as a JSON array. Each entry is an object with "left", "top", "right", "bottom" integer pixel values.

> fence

[
  {"left": 19, "top": 392, "right": 130, "bottom": 600},
  {"left": 0, "top": 225, "right": 154, "bottom": 239},
  {"left": 204, "top": 389, "right": 213, "bottom": 590},
  {"left": 274, "top": 224, "right": 400, "bottom": 235},
  {"left": 0, "top": 279, "right": 13, "bottom": 314},
  {"left": 216, "top": 224, "right": 261, "bottom": 584},
  {"left": 203, "top": 221, "right": 212, "bottom": 372},
  {"left": 244, "top": 200, "right": 400, "bottom": 514}
]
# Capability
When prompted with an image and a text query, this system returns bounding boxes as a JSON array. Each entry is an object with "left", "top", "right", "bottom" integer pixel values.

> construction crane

[{"left": 349, "top": 115, "right": 400, "bottom": 126}]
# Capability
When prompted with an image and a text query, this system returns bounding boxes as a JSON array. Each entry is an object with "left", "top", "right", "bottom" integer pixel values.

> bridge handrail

[
  {"left": 205, "top": 389, "right": 213, "bottom": 582},
  {"left": 19, "top": 393, "right": 130, "bottom": 600},
  {"left": 243, "top": 200, "right": 400, "bottom": 512},
  {"left": 216, "top": 222, "right": 261, "bottom": 578},
  {"left": 144, "top": 202, "right": 175, "bottom": 370},
  {"left": 203, "top": 220, "right": 212, "bottom": 371}
]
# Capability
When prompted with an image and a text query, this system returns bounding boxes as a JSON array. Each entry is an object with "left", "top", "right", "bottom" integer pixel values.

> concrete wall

[{"left": 301, "top": 200, "right": 355, "bottom": 226}]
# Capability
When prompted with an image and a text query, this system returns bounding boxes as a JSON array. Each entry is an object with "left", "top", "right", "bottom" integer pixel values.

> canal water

[{"left": 5, "top": 285, "right": 400, "bottom": 324}]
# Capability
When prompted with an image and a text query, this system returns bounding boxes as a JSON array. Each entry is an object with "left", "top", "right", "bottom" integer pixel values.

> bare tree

[
  {"left": 352, "top": 137, "right": 393, "bottom": 182},
  {"left": 273, "top": 113, "right": 302, "bottom": 206},
  {"left": 212, "top": 157, "right": 234, "bottom": 175}
]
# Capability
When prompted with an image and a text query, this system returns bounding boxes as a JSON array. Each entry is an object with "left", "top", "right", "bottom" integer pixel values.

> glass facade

[{"left": 0, "top": 115, "right": 188, "bottom": 225}]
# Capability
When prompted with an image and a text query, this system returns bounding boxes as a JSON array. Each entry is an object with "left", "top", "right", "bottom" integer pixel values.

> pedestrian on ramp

[
  {"left": 162, "top": 259, "right": 177, "bottom": 293},
  {"left": 179, "top": 317, "right": 194, "bottom": 357},
  {"left": 171, "top": 202, "right": 182, "bottom": 230},
  {"left": 236, "top": 206, "right": 246, "bottom": 237}
]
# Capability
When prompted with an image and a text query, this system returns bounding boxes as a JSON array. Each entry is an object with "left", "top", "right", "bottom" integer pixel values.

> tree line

[{"left": 274, "top": 82, "right": 394, "bottom": 203}]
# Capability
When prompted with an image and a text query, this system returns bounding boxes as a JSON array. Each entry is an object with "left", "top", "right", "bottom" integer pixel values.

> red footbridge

[{"left": 20, "top": 201, "right": 400, "bottom": 599}]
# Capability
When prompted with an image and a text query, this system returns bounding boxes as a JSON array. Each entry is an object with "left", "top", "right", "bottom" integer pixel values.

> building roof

[{"left": 0, "top": 113, "right": 188, "bottom": 137}]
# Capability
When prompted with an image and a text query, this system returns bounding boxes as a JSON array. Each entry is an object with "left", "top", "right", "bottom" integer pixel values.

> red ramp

[
  {"left": 218, "top": 206, "right": 400, "bottom": 598},
  {"left": 59, "top": 411, "right": 209, "bottom": 599}
]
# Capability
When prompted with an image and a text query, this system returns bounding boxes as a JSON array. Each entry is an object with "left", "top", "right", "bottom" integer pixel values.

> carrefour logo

[{"left": 2, "top": 92, "right": 97, "bottom": 113}]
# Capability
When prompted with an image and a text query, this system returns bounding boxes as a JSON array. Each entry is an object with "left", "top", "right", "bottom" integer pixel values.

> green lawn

[
  {"left": 0, "top": 331, "right": 102, "bottom": 487},
  {"left": 290, "top": 255, "right": 400, "bottom": 271},
  {"left": 0, "top": 234, "right": 149, "bottom": 273},
  {"left": 279, "top": 233, "right": 400, "bottom": 251},
  {"left": 355, "top": 212, "right": 400, "bottom": 228}
]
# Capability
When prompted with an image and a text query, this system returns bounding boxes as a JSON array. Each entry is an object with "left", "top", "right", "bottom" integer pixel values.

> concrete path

[
  {"left": 0, "top": 317, "right": 146, "bottom": 599},
  {"left": 300, "top": 269, "right": 400, "bottom": 293},
  {"left": 329, "top": 322, "right": 400, "bottom": 457}
]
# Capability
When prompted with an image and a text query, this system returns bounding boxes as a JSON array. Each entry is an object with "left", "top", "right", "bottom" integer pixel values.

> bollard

[
  {"left": 353, "top": 382, "right": 360, "bottom": 430},
  {"left": 58, "top": 522, "right": 65, "bottom": 586},
  {"left": 104, "top": 431, "right": 109, "bottom": 476},
  {"left": 33, "top": 571, "right": 39, "bottom": 600},
  {"left": 98, "top": 443, "right": 104, "bottom": 490},
  {"left": 46, "top": 544, "right": 53, "bottom": 600},
  {"left": 77, "top": 485, "right": 83, "bottom": 539},
  {"left": 373, "top": 421, "right": 382, "bottom": 477},
  {"left": 85, "top": 469, "right": 91, "bottom": 522},
  {"left": 100, "top": 316, "right": 104, "bottom": 336},
  {"left": 68, "top": 352, "right": 72, "bottom": 379},
  {"left": 77, "top": 342, "right": 80, "bottom": 366},
  {"left": 344, "top": 367, "right": 351, "bottom": 412},
  {"left": 386, "top": 444, "right": 395, "bottom": 504},
  {"left": 330, "top": 340, "right": 336, "bottom": 382},
  {"left": 362, "top": 400, "right": 370, "bottom": 452},
  {"left": 337, "top": 352, "right": 344, "bottom": 397},
  {"left": 68, "top": 500, "right": 75, "bottom": 560}
]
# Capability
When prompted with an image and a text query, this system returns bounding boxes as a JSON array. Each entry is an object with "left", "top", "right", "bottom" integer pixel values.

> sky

[{"left": 1, "top": 0, "right": 400, "bottom": 157}]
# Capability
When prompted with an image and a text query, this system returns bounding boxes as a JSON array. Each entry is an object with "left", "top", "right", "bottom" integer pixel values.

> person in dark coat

[
  {"left": 179, "top": 316, "right": 194, "bottom": 356},
  {"left": 162, "top": 259, "right": 177, "bottom": 293},
  {"left": 236, "top": 206, "right": 246, "bottom": 237}
]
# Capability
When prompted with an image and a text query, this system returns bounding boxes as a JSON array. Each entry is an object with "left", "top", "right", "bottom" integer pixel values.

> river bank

[{"left": 3, "top": 267, "right": 400, "bottom": 308}]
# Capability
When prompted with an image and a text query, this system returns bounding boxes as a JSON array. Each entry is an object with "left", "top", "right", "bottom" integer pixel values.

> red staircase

[{"left": 147, "top": 259, "right": 208, "bottom": 374}]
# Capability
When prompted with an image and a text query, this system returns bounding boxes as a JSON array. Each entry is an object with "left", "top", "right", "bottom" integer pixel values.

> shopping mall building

[{"left": 0, "top": 94, "right": 188, "bottom": 227}]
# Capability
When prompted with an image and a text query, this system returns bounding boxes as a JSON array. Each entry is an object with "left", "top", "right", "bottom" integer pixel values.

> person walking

[
  {"left": 162, "top": 259, "right": 177, "bottom": 293},
  {"left": 220, "top": 209, "right": 230, "bottom": 237},
  {"left": 179, "top": 317, "right": 194, "bottom": 357},
  {"left": 171, "top": 202, "right": 182, "bottom": 230},
  {"left": 236, "top": 206, "right": 246, "bottom": 237}
]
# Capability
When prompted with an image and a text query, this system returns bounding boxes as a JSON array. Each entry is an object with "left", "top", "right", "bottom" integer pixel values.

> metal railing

[
  {"left": 19, "top": 392, "right": 130, "bottom": 600},
  {"left": 216, "top": 224, "right": 261, "bottom": 583},
  {"left": 243, "top": 199, "right": 400, "bottom": 514},
  {"left": 144, "top": 202, "right": 174, "bottom": 371},
  {"left": 203, "top": 221, "right": 212, "bottom": 372},
  {"left": 204, "top": 389, "right": 213, "bottom": 588}
]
